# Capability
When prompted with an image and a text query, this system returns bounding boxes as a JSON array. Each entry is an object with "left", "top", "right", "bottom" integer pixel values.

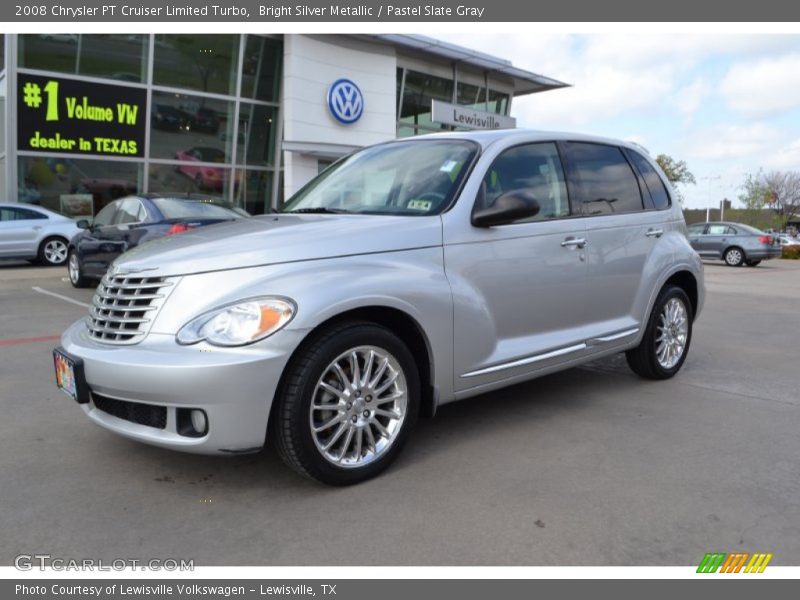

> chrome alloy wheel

[
  {"left": 309, "top": 345, "right": 408, "bottom": 468},
  {"left": 655, "top": 297, "right": 688, "bottom": 370},
  {"left": 44, "top": 239, "right": 68, "bottom": 265},
  {"left": 68, "top": 252, "right": 80, "bottom": 283},
  {"left": 725, "top": 248, "right": 743, "bottom": 266}
]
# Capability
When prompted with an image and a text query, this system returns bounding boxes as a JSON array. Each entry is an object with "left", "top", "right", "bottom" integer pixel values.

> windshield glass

[{"left": 281, "top": 140, "right": 478, "bottom": 216}]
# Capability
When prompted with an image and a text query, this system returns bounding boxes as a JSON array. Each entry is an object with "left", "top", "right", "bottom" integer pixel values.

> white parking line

[{"left": 31, "top": 286, "right": 91, "bottom": 309}]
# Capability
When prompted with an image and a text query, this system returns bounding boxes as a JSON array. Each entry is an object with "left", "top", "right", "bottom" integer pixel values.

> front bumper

[{"left": 60, "top": 319, "right": 306, "bottom": 455}]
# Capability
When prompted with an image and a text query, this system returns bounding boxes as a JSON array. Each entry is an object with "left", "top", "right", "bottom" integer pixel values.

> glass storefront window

[
  {"left": 240, "top": 36, "right": 281, "bottom": 102},
  {"left": 150, "top": 91, "right": 235, "bottom": 162},
  {"left": 18, "top": 157, "right": 143, "bottom": 216},
  {"left": 19, "top": 35, "right": 148, "bottom": 82},
  {"left": 487, "top": 89, "right": 509, "bottom": 115},
  {"left": 19, "top": 34, "right": 78, "bottom": 74},
  {"left": 456, "top": 81, "right": 484, "bottom": 108},
  {"left": 153, "top": 34, "right": 239, "bottom": 96},
  {"left": 79, "top": 35, "right": 148, "bottom": 83},
  {"left": 236, "top": 103, "right": 277, "bottom": 167},
  {"left": 231, "top": 169, "right": 273, "bottom": 215},
  {"left": 399, "top": 70, "right": 453, "bottom": 130},
  {"left": 148, "top": 162, "right": 233, "bottom": 201}
]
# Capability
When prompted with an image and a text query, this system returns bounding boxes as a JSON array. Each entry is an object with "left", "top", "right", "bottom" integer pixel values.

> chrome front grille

[{"left": 87, "top": 274, "right": 174, "bottom": 344}]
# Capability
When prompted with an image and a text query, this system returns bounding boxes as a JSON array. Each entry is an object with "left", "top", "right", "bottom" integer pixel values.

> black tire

[
  {"left": 37, "top": 236, "right": 69, "bottom": 266},
  {"left": 271, "top": 321, "right": 420, "bottom": 486},
  {"left": 67, "top": 250, "right": 91, "bottom": 288},
  {"left": 745, "top": 260, "right": 762, "bottom": 267},
  {"left": 626, "top": 285, "right": 693, "bottom": 380},
  {"left": 724, "top": 246, "right": 745, "bottom": 267}
]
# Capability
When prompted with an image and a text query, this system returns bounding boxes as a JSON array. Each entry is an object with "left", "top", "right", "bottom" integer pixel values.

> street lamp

[{"left": 699, "top": 175, "right": 721, "bottom": 221}]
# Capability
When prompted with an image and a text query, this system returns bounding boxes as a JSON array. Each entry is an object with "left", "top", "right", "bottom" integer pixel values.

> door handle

[
  {"left": 33, "top": 226, "right": 43, "bottom": 231},
  {"left": 561, "top": 237, "right": 587, "bottom": 248},
  {"left": 645, "top": 228, "right": 664, "bottom": 238}
]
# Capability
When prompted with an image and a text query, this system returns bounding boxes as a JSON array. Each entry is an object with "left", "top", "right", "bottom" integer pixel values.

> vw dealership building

[{"left": 0, "top": 34, "right": 565, "bottom": 216}]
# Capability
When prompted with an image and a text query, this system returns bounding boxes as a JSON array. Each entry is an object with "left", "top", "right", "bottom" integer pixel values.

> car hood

[{"left": 112, "top": 214, "right": 444, "bottom": 277}]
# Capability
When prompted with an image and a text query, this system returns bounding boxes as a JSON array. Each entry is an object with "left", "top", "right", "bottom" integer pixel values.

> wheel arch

[
  {"left": 663, "top": 270, "right": 699, "bottom": 320},
  {"left": 274, "top": 305, "right": 438, "bottom": 422}
]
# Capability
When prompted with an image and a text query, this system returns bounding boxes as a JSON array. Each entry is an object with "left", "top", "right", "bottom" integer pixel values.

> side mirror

[
  {"left": 76, "top": 219, "right": 91, "bottom": 230},
  {"left": 472, "top": 190, "right": 540, "bottom": 228}
]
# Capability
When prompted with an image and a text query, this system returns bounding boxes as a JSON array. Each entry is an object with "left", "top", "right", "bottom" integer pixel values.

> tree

[
  {"left": 738, "top": 170, "right": 800, "bottom": 230},
  {"left": 654, "top": 154, "right": 696, "bottom": 203}
]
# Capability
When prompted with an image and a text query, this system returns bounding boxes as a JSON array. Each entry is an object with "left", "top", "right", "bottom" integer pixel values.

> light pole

[{"left": 699, "top": 175, "right": 721, "bottom": 221}]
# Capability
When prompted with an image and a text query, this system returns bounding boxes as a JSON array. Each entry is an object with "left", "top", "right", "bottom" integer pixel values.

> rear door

[
  {"left": 445, "top": 141, "right": 590, "bottom": 391},
  {"left": 561, "top": 141, "right": 665, "bottom": 342}
]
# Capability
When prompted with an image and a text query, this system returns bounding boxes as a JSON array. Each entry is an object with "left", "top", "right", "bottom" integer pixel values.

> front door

[{"left": 443, "top": 141, "right": 589, "bottom": 392}]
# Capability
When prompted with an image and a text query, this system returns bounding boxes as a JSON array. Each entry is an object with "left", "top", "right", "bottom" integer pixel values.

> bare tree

[{"left": 739, "top": 170, "right": 800, "bottom": 229}]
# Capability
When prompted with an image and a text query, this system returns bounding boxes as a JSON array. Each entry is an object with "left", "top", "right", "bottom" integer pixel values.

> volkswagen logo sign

[{"left": 327, "top": 78, "right": 364, "bottom": 125}]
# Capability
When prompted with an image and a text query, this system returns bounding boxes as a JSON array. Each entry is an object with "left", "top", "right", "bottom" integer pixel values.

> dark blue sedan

[{"left": 67, "top": 195, "right": 246, "bottom": 287}]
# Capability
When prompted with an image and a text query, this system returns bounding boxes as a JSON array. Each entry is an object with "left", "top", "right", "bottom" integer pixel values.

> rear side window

[
  {"left": 480, "top": 142, "right": 570, "bottom": 223},
  {"left": 707, "top": 224, "right": 734, "bottom": 235},
  {"left": 627, "top": 150, "right": 671, "bottom": 210},
  {"left": 566, "top": 142, "right": 643, "bottom": 216}
]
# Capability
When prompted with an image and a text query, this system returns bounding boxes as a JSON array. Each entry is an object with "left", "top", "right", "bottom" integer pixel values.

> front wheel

[
  {"left": 724, "top": 247, "right": 745, "bottom": 266},
  {"left": 626, "top": 285, "right": 693, "bottom": 380},
  {"left": 67, "top": 251, "right": 91, "bottom": 288},
  {"left": 272, "top": 321, "right": 420, "bottom": 485}
]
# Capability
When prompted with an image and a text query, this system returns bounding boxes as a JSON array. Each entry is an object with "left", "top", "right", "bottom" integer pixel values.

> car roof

[
  {"left": 401, "top": 128, "right": 651, "bottom": 153},
  {"left": 0, "top": 203, "right": 65, "bottom": 217}
]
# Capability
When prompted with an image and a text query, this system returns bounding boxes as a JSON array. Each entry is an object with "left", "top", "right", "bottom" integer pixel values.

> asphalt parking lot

[{"left": 1, "top": 259, "right": 799, "bottom": 566}]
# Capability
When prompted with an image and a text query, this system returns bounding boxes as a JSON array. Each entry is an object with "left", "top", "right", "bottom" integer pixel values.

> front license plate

[{"left": 53, "top": 347, "right": 89, "bottom": 404}]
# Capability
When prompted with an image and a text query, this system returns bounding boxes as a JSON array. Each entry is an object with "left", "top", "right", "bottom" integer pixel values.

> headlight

[{"left": 176, "top": 297, "right": 295, "bottom": 347}]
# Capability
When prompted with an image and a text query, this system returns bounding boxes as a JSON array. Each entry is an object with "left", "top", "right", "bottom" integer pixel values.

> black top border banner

[{"left": 4, "top": 0, "right": 800, "bottom": 22}]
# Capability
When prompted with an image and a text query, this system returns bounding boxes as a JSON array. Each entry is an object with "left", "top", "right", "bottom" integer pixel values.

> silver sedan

[
  {"left": 0, "top": 203, "right": 81, "bottom": 266},
  {"left": 686, "top": 221, "right": 781, "bottom": 266}
]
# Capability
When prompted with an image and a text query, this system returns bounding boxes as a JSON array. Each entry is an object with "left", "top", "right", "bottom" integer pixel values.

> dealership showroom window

[{"left": 0, "top": 34, "right": 544, "bottom": 218}]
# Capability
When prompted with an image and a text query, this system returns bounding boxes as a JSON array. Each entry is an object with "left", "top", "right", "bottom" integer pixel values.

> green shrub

[{"left": 782, "top": 245, "right": 800, "bottom": 259}]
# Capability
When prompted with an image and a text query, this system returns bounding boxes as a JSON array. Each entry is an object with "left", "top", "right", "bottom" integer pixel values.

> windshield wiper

[{"left": 283, "top": 207, "right": 352, "bottom": 214}]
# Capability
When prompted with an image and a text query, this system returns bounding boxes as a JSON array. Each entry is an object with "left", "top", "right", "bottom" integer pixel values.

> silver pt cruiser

[{"left": 54, "top": 130, "right": 704, "bottom": 485}]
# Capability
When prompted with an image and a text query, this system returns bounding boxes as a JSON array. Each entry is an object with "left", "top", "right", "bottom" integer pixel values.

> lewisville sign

[
  {"left": 431, "top": 100, "right": 517, "bottom": 130},
  {"left": 17, "top": 73, "right": 147, "bottom": 158}
]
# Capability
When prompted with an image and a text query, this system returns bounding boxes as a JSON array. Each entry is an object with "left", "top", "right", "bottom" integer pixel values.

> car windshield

[
  {"left": 152, "top": 198, "right": 244, "bottom": 220},
  {"left": 281, "top": 140, "right": 479, "bottom": 216}
]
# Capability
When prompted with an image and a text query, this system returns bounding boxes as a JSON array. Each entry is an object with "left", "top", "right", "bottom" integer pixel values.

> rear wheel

[
  {"left": 68, "top": 251, "right": 91, "bottom": 288},
  {"left": 38, "top": 237, "right": 69, "bottom": 266},
  {"left": 626, "top": 285, "right": 693, "bottom": 380},
  {"left": 272, "top": 321, "right": 420, "bottom": 485},
  {"left": 745, "top": 260, "right": 762, "bottom": 267},
  {"left": 724, "top": 247, "right": 745, "bottom": 267}
]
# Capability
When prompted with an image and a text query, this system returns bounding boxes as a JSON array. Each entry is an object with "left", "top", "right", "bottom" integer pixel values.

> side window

[
  {"left": 627, "top": 150, "right": 671, "bottom": 210},
  {"left": 115, "top": 199, "right": 143, "bottom": 224},
  {"left": 566, "top": 142, "right": 644, "bottom": 215},
  {"left": 687, "top": 224, "right": 706, "bottom": 236},
  {"left": 92, "top": 203, "right": 118, "bottom": 227},
  {"left": 480, "top": 142, "right": 570, "bottom": 223},
  {"left": 707, "top": 224, "right": 730, "bottom": 235}
]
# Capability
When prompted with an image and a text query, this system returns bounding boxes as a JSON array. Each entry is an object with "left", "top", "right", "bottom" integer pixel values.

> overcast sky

[{"left": 439, "top": 33, "right": 800, "bottom": 209}]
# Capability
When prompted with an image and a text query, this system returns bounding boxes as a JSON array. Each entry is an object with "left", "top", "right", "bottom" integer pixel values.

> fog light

[
  {"left": 176, "top": 408, "right": 208, "bottom": 437},
  {"left": 190, "top": 410, "right": 207, "bottom": 434}
]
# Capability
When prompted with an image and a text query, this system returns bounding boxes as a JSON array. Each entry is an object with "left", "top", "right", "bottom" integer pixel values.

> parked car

[
  {"left": 686, "top": 221, "right": 781, "bottom": 266},
  {"left": 188, "top": 107, "right": 221, "bottom": 134},
  {"left": 151, "top": 104, "right": 190, "bottom": 132},
  {"left": 66, "top": 195, "right": 246, "bottom": 287},
  {"left": 777, "top": 234, "right": 800, "bottom": 247},
  {"left": 0, "top": 203, "right": 81, "bottom": 266},
  {"left": 175, "top": 147, "right": 236, "bottom": 191},
  {"left": 55, "top": 130, "right": 704, "bottom": 485}
]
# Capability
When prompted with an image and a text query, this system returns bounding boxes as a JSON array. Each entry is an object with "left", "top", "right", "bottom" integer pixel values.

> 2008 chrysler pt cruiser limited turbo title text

[{"left": 54, "top": 130, "right": 704, "bottom": 485}]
